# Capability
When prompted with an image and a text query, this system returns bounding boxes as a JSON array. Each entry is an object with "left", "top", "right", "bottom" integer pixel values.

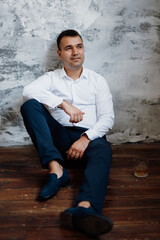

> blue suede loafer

[
  {"left": 60, "top": 206, "right": 113, "bottom": 237},
  {"left": 37, "top": 168, "right": 70, "bottom": 201}
]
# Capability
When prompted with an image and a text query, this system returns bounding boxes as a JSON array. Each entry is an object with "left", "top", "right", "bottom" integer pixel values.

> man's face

[{"left": 57, "top": 36, "right": 84, "bottom": 71}]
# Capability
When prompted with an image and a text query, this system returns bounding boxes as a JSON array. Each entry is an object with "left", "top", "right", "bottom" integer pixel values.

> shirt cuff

[
  {"left": 84, "top": 129, "right": 100, "bottom": 141},
  {"left": 46, "top": 96, "right": 63, "bottom": 108}
]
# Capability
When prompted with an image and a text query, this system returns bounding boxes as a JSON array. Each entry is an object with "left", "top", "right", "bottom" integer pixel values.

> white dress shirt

[{"left": 22, "top": 67, "right": 114, "bottom": 140}]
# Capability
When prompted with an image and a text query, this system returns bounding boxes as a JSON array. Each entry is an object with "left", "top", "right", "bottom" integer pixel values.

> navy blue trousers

[{"left": 20, "top": 99, "right": 112, "bottom": 213}]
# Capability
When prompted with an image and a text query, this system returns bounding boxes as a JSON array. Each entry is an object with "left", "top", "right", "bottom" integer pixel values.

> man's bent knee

[{"left": 20, "top": 99, "right": 41, "bottom": 115}]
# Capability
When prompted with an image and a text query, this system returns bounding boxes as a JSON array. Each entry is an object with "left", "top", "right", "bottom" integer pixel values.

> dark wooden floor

[{"left": 0, "top": 143, "right": 160, "bottom": 240}]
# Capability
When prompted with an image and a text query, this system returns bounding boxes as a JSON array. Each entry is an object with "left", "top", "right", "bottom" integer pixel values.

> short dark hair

[{"left": 57, "top": 29, "right": 83, "bottom": 50}]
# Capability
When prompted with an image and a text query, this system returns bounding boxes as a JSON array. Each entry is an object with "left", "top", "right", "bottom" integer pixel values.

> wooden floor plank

[
  {"left": 0, "top": 224, "right": 160, "bottom": 240},
  {"left": 1, "top": 175, "right": 160, "bottom": 190},
  {"left": 0, "top": 197, "right": 160, "bottom": 218}
]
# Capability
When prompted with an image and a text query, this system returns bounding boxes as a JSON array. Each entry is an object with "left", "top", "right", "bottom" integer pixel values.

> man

[{"left": 21, "top": 29, "right": 114, "bottom": 236}]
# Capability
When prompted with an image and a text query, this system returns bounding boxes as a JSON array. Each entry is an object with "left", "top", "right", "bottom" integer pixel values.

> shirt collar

[{"left": 60, "top": 67, "right": 87, "bottom": 80}]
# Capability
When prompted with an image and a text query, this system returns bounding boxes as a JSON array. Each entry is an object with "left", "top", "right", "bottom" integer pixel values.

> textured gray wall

[{"left": 0, "top": 0, "right": 160, "bottom": 146}]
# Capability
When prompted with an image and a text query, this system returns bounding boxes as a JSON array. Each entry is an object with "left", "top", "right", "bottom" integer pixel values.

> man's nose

[{"left": 72, "top": 47, "right": 78, "bottom": 55}]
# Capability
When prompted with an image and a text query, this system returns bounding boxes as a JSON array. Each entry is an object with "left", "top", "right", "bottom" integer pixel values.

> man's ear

[{"left": 57, "top": 50, "right": 62, "bottom": 60}]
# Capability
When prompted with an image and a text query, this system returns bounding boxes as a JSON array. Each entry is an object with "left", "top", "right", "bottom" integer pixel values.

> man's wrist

[
  {"left": 81, "top": 133, "right": 91, "bottom": 142},
  {"left": 58, "top": 99, "right": 65, "bottom": 109}
]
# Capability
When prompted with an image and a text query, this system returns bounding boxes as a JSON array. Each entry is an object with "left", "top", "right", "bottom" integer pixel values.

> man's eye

[
  {"left": 66, "top": 47, "right": 72, "bottom": 50},
  {"left": 78, "top": 45, "right": 83, "bottom": 48}
]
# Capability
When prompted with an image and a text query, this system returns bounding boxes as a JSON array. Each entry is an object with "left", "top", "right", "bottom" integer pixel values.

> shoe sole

[{"left": 60, "top": 211, "right": 113, "bottom": 236}]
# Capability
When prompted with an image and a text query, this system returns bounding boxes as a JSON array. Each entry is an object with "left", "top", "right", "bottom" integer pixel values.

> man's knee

[{"left": 20, "top": 99, "right": 40, "bottom": 116}]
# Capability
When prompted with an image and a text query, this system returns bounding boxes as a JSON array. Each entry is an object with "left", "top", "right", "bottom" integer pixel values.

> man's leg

[
  {"left": 60, "top": 137, "right": 113, "bottom": 236},
  {"left": 21, "top": 99, "right": 72, "bottom": 167},
  {"left": 75, "top": 137, "right": 112, "bottom": 213},
  {"left": 20, "top": 99, "right": 72, "bottom": 200}
]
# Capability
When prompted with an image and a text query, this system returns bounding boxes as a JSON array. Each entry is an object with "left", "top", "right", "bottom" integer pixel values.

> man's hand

[
  {"left": 66, "top": 134, "right": 90, "bottom": 160},
  {"left": 58, "top": 100, "right": 85, "bottom": 123}
]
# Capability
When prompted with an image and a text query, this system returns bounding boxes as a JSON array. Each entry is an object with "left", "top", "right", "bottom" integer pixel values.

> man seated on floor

[{"left": 21, "top": 29, "right": 114, "bottom": 237}]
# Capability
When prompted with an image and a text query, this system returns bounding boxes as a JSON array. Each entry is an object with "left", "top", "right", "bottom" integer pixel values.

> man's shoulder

[
  {"left": 42, "top": 68, "right": 64, "bottom": 80},
  {"left": 46, "top": 68, "right": 62, "bottom": 75}
]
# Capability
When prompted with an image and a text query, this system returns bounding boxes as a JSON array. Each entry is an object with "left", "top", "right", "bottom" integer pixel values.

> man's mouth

[{"left": 71, "top": 57, "right": 81, "bottom": 60}]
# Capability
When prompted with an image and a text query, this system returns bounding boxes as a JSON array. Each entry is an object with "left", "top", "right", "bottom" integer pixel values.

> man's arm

[
  {"left": 59, "top": 100, "right": 89, "bottom": 160},
  {"left": 84, "top": 76, "right": 114, "bottom": 141},
  {"left": 22, "top": 73, "right": 63, "bottom": 108},
  {"left": 58, "top": 100, "right": 85, "bottom": 123}
]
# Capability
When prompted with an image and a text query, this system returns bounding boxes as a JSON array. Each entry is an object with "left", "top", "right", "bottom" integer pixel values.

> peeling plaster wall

[{"left": 0, "top": 0, "right": 160, "bottom": 146}]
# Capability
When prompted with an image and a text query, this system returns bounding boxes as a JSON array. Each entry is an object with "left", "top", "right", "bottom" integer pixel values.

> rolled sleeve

[{"left": 84, "top": 129, "right": 101, "bottom": 141}]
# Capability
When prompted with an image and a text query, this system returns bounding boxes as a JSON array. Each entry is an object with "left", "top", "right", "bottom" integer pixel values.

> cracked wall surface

[{"left": 0, "top": 0, "right": 160, "bottom": 146}]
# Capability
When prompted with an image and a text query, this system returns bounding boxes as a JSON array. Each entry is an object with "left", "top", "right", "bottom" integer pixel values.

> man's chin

[
  {"left": 72, "top": 65, "right": 83, "bottom": 70},
  {"left": 70, "top": 63, "right": 83, "bottom": 69}
]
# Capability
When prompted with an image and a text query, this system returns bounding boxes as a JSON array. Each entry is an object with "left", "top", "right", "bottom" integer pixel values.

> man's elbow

[{"left": 22, "top": 85, "right": 31, "bottom": 101}]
